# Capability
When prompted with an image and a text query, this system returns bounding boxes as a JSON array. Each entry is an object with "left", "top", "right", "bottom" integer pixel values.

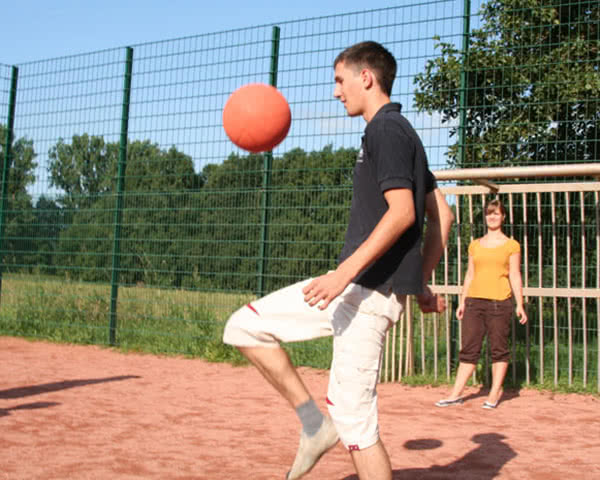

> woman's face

[{"left": 485, "top": 207, "right": 505, "bottom": 230}]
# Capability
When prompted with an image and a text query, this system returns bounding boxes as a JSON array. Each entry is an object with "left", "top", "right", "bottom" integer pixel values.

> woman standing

[{"left": 436, "top": 199, "right": 527, "bottom": 409}]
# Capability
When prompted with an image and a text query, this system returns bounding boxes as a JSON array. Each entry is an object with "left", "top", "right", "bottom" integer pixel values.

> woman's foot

[
  {"left": 435, "top": 397, "right": 464, "bottom": 407},
  {"left": 485, "top": 388, "right": 503, "bottom": 406}
]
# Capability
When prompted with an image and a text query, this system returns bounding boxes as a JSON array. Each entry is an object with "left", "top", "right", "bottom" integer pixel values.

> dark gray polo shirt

[{"left": 338, "top": 102, "right": 436, "bottom": 295}]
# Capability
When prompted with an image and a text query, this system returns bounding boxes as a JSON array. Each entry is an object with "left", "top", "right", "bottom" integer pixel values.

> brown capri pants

[{"left": 459, "top": 297, "right": 514, "bottom": 364}]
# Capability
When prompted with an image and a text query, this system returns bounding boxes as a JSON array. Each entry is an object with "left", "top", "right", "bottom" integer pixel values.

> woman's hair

[{"left": 485, "top": 198, "right": 506, "bottom": 217}]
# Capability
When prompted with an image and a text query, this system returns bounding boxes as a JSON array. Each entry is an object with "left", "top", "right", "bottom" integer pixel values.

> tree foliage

[
  {"left": 0, "top": 125, "right": 37, "bottom": 197},
  {"left": 48, "top": 134, "right": 117, "bottom": 209},
  {"left": 0, "top": 125, "right": 38, "bottom": 271},
  {"left": 51, "top": 136, "right": 204, "bottom": 285},
  {"left": 414, "top": 0, "right": 599, "bottom": 167},
  {"left": 45, "top": 134, "right": 357, "bottom": 291}
]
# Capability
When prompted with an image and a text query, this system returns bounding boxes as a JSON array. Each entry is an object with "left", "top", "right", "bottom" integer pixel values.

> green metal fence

[{"left": 1, "top": 0, "right": 599, "bottom": 391}]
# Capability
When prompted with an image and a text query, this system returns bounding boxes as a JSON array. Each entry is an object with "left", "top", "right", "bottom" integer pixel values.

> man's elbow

[
  {"left": 437, "top": 199, "right": 455, "bottom": 229},
  {"left": 444, "top": 207, "right": 455, "bottom": 230},
  {"left": 426, "top": 189, "right": 454, "bottom": 228}
]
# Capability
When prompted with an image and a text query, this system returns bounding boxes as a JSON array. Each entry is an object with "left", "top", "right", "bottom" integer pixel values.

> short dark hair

[{"left": 334, "top": 41, "right": 397, "bottom": 96}]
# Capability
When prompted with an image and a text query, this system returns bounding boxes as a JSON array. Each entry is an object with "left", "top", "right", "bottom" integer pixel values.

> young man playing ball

[{"left": 223, "top": 41, "right": 453, "bottom": 479}]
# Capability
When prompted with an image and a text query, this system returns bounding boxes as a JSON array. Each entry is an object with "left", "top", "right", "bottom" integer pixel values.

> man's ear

[{"left": 360, "top": 68, "right": 375, "bottom": 89}]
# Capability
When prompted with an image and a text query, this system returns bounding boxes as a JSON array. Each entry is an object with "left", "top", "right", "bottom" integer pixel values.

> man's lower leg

[
  {"left": 350, "top": 439, "right": 392, "bottom": 480},
  {"left": 238, "top": 346, "right": 338, "bottom": 479},
  {"left": 238, "top": 345, "right": 311, "bottom": 408}
]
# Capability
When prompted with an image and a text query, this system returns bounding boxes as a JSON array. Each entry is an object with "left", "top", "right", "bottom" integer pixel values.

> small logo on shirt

[{"left": 357, "top": 147, "right": 364, "bottom": 163}]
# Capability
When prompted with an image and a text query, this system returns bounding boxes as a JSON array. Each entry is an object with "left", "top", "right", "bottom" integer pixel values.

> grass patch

[
  {"left": 1, "top": 273, "right": 598, "bottom": 395},
  {"left": 0, "top": 273, "right": 333, "bottom": 368}
]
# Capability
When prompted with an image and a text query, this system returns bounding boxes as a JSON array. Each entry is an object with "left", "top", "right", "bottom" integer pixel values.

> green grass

[
  {"left": 0, "top": 273, "right": 598, "bottom": 395},
  {"left": 0, "top": 273, "right": 332, "bottom": 368}
]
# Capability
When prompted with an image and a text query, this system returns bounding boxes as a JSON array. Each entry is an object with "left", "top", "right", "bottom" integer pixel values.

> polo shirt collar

[{"left": 375, "top": 102, "right": 402, "bottom": 118}]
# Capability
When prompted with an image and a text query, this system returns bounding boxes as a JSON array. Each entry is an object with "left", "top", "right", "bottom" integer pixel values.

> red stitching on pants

[{"left": 246, "top": 303, "right": 259, "bottom": 315}]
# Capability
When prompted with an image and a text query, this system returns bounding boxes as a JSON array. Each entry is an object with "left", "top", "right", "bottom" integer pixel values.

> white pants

[{"left": 223, "top": 278, "right": 406, "bottom": 450}]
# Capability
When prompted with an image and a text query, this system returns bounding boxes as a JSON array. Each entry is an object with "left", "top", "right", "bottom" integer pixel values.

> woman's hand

[
  {"left": 516, "top": 304, "right": 528, "bottom": 324},
  {"left": 456, "top": 302, "right": 465, "bottom": 320}
]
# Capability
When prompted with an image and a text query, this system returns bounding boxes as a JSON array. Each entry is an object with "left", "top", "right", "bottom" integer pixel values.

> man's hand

[
  {"left": 302, "top": 270, "right": 351, "bottom": 310},
  {"left": 416, "top": 286, "right": 447, "bottom": 314}
]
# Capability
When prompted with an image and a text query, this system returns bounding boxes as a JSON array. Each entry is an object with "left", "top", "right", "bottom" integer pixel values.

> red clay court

[{"left": 1, "top": 335, "right": 599, "bottom": 479}]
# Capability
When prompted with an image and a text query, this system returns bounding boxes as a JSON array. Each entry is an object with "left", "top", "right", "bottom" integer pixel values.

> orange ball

[{"left": 223, "top": 83, "right": 291, "bottom": 153}]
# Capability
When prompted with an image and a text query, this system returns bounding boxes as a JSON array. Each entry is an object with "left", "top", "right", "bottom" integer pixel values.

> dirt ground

[{"left": 1, "top": 335, "right": 599, "bottom": 479}]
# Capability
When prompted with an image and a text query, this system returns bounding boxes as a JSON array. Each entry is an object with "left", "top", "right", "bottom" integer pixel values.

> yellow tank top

[{"left": 467, "top": 238, "right": 521, "bottom": 301}]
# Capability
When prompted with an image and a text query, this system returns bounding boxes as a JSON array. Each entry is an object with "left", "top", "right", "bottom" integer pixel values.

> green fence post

[
  {"left": 257, "top": 26, "right": 280, "bottom": 297},
  {"left": 0, "top": 66, "right": 18, "bottom": 304},
  {"left": 109, "top": 47, "right": 134, "bottom": 345},
  {"left": 454, "top": 0, "right": 470, "bottom": 378},
  {"left": 457, "top": 0, "right": 471, "bottom": 168}
]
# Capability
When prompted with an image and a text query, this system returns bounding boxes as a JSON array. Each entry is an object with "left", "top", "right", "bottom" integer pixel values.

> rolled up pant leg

[
  {"left": 326, "top": 285, "right": 405, "bottom": 451},
  {"left": 223, "top": 278, "right": 333, "bottom": 348},
  {"left": 485, "top": 297, "right": 513, "bottom": 363},
  {"left": 459, "top": 298, "right": 487, "bottom": 364},
  {"left": 459, "top": 297, "right": 513, "bottom": 364}
]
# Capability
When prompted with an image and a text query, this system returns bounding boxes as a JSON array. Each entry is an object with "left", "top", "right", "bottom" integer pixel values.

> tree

[
  {"left": 53, "top": 137, "right": 203, "bottom": 285},
  {"left": 414, "top": 0, "right": 599, "bottom": 168},
  {"left": 28, "top": 196, "right": 65, "bottom": 274},
  {"left": 193, "top": 146, "right": 356, "bottom": 293},
  {"left": 0, "top": 125, "right": 37, "bottom": 272},
  {"left": 414, "top": 0, "right": 599, "bottom": 267},
  {"left": 50, "top": 142, "right": 356, "bottom": 292},
  {"left": 193, "top": 152, "right": 267, "bottom": 291},
  {"left": 0, "top": 125, "right": 37, "bottom": 198},
  {"left": 265, "top": 146, "right": 355, "bottom": 291},
  {"left": 48, "top": 134, "right": 118, "bottom": 209}
]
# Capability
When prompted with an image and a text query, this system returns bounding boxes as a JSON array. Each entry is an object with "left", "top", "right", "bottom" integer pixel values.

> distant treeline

[
  {"left": 1, "top": 129, "right": 357, "bottom": 292},
  {"left": 1, "top": 128, "right": 598, "bottom": 296}
]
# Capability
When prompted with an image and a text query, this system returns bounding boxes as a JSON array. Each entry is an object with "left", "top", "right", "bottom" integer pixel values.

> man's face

[{"left": 333, "top": 61, "right": 365, "bottom": 117}]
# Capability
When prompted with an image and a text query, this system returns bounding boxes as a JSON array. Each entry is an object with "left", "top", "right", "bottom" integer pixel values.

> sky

[
  {"left": 2, "top": 0, "right": 458, "bottom": 195},
  {"left": 1, "top": 0, "right": 406, "bottom": 65}
]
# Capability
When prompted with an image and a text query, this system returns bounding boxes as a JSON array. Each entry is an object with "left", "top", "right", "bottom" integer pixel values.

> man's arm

[
  {"left": 416, "top": 188, "right": 454, "bottom": 313},
  {"left": 303, "top": 188, "right": 415, "bottom": 310},
  {"left": 422, "top": 188, "right": 454, "bottom": 283}
]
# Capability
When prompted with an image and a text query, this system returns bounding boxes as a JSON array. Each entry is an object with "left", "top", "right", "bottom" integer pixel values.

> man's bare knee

[{"left": 349, "top": 440, "right": 392, "bottom": 480}]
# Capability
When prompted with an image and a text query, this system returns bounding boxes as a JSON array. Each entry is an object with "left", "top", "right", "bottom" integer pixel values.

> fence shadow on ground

[
  {"left": 0, "top": 375, "right": 141, "bottom": 399},
  {"left": 0, "top": 401, "right": 60, "bottom": 417}
]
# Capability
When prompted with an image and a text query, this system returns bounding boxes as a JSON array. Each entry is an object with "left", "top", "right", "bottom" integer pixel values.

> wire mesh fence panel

[
  {"left": 392, "top": 182, "right": 599, "bottom": 393},
  {"left": 0, "top": 0, "right": 598, "bottom": 390},
  {"left": 0, "top": 63, "right": 10, "bottom": 117},
  {"left": 414, "top": 0, "right": 600, "bottom": 171},
  {"left": 113, "top": 28, "right": 281, "bottom": 354},
  {"left": 0, "top": 50, "right": 127, "bottom": 345}
]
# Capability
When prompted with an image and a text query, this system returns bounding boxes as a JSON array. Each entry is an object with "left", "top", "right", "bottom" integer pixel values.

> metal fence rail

[{"left": 0, "top": 1, "right": 598, "bottom": 392}]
